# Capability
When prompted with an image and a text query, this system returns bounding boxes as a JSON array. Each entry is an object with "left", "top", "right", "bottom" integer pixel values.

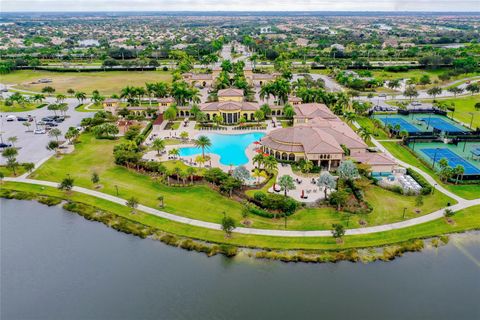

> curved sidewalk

[{"left": 5, "top": 177, "right": 479, "bottom": 237}]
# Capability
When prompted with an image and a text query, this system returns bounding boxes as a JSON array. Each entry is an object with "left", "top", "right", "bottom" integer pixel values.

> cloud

[{"left": 2, "top": 0, "right": 479, "bottom": 12}]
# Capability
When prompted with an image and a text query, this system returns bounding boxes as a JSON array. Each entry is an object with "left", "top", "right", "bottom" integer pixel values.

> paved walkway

[{"left": 5, "top": 176, "right": 478, "bottom": 237}]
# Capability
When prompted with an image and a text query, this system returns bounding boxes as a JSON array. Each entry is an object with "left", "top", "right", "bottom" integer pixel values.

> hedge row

[{"left": 407, "top": 167, "right": 433, "bottom": 195}]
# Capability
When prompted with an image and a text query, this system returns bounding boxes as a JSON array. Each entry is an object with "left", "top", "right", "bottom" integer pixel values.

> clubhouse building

[
  {"left": 260, "top": 103, "right": 396, "bottom": 172},
  {"left": 199, "top": 88, "right": 261, "bottom": 124}
]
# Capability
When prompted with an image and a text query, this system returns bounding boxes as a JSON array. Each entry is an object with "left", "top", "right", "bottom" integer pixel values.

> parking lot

[{"left": 0, "top": 96, "right": 93, "bottom": 165}]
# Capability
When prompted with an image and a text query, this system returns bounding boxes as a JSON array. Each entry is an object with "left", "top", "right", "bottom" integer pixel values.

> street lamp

[
  {"left": 402, "top": 207, "right": 407, "bottom": 219},
  {"left": 469, "top": 112, "right": 475, "bottom": 129},
  {"left": 432, "top": 147, "right": 440, "bottom": 169},
  {"left": 426, "top": 113, "right": 432, "bottom": 130}
]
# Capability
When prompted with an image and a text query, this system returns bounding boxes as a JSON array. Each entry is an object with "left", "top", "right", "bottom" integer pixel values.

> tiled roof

[{"left": 217, "top": 88, "right": 244, "bottom": 97}]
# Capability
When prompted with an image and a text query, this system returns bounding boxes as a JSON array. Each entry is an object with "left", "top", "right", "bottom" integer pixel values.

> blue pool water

[{"left": 179, "top": 132, "right": 265, "bottom": 166}]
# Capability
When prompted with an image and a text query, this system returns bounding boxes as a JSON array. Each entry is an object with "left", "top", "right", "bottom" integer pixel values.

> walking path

[{"left": 5, "top": 176, "right": 478, "bottom": 237}]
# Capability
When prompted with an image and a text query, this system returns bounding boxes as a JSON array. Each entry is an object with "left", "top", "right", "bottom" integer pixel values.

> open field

[
  {"left": 429, "top": 95, "right": 480, "bottom": 129},
  {"left": 1, "top": 70, "right": 172, "bottom": 95},
  {"left": 380, "top": 141, "right": 480, "bottom": 200},
  {"left": 30, "top": 133, "right": 455, "bottom": 231},
  {"left": 2, "top": 181, "right": 478, "bottom": 250}
]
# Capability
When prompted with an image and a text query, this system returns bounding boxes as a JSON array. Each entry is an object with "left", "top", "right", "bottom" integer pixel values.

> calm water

[
  {"left": 1, "top": 199, "right": 479, "bottom": 320},
  {"left": 179, "top": 132, "right": 265, "bottom": 166}
]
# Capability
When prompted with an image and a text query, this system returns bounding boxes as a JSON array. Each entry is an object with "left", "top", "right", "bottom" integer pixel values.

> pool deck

[{"left": 143, "top": 120, "right": 326, "bottom": 203}]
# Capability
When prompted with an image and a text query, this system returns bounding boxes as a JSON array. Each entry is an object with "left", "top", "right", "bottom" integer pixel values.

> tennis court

[
  {"left": 418, "top": 118, "right": 466, "bottom": 133},
  {"left": 377, "top": 117, "right": 421, "bottom": 133},
  {"left": 421, "top": 148, "right": 480, "bottom": 175}
]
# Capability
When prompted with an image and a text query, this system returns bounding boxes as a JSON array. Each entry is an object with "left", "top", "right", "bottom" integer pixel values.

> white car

[
  {"left": 34, "top": 129, "right": 46, "bottom": 134},
  {"left": 6, "top": 115, "right": 16, "bottom": 121}
]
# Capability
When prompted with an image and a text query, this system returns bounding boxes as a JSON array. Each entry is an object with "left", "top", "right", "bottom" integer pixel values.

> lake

[{"left": 1, "top": 199, "right": 479, "bottom": 320}]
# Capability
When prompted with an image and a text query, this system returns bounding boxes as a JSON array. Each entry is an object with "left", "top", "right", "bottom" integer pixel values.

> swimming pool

[{"left": 179, "top": 132, "right": 265, "bottom": 166}]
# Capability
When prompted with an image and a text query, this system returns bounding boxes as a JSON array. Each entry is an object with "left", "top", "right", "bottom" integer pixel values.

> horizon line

[{"left": 2, "top": 10, "right": 480, "bottom": 13}]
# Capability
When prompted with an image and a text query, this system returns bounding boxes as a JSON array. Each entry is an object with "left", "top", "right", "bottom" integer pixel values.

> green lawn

[
  {"left": 1, "top": 70, "right": 172, "bottom": 95},
  {"left": 0, "top": 101, "right": 45, "bottom": 112},
  {"left": 2, "top": 181, "right": 479, "bottom": 250},
  {"left": 356, "top": 116, "right": 389, "bottom": 140},
  {"left": 75, "top": 103, "right": 104, "bottom": 113},
  {"left": 30, "top": 133, "right": 457, "bottom": 231},
  {"left": 0, "top": 165, "right": 27, "bottom": 177},
  {"left": 433, "top": 95, "right": 479, "bottom": 129},
  {"left": 380, "top": 141, "right": 480, "bottom": 200}
]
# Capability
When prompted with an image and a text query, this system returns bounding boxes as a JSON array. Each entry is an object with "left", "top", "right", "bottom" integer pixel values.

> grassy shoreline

[
  {"left": 2, "top": 181, "right": 479, "bottom": 255},
  {"left": 29, "top": 133, "right": 456, "bottom": 231}
]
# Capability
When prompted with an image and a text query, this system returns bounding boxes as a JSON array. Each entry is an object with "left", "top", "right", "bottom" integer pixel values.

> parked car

[
  {"left": 45, "top": 122, "right": 58, "bottom": 127},
  {"left": 34, "top": 129, "right": 46, "bottom": 134},
  {"left": 0, "top": 142, "right": 13, "bottom": 148},
  {"left": 378, "top": 93, "right": 387, "bottom": 98},
  {"left": 17, "top": 116, "right": 28, "bottom": 121},
  {"left": 6, "top": 115, "right": 16, "bottom": 121},
  {"left": 42, "top": 116, "right": 54, "bottom": 122}
]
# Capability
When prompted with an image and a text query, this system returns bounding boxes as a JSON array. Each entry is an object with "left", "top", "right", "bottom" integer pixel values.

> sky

[{"left": 1, "top": 0, "right": 479, "bottom": 12}]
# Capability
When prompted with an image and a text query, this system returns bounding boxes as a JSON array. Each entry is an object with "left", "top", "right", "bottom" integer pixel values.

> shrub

[
  {"left": 406, "top": 168, "right": 432, "bottom": 195},
  {"left": 38, "top": 196, "right": 62, "bottom": 206},
  {"left": 249, "top": 192, "right": 299, "bottom": 215}
]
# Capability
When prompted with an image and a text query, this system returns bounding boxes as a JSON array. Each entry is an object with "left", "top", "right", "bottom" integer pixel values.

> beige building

[
  {"left": 244, "top": 66, "right": 279, "bottom": 87},
  {"left": 104, "top": 97, "right": 175, "bottom": 116},
  {"left": 199, "top": 88, "right": 260, "bottom": 124},
  {"left": 260, "top": 103, "right": 396, "bottom": 172},
  {"left": 183, "top": 66, "right": 222, "bottom": 88}
]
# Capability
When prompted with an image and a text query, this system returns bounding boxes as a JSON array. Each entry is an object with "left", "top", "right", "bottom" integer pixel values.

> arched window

[
  {"left": 289, "top": 153, "right": 295, "bottom": 161},
  {"left": 281, "top": 153, "right": 288, "bottom": 160},
  {"left": 275, "top": 151, "right": 281, "bottom": 159}
]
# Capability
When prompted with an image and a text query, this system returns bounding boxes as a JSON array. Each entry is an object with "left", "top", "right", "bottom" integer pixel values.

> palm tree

[
  {"left": 49, "top": 128, "right": 62, "bottom": 142},
  {"left": 152, "top": 138, "right": 165, "bottom": 155},
  {"left": 23, "top": 121, "right": 32, "bottom": 132},
  {"left": 168, "top": 148, "right": 180, "bottom": 159},
  {"left": 33, "top": 93, "right": 45, "bottom": 104},
  {"left": 152, "top": 82, "right": 171, "bottom": 98},
  {"left": 64, "top": 127, "right": 80, "bottom": 144},
  {"left": 186, "top": 167, "right": 196, "bottom": 183},
  {"left": 453, "top": 165, "right": 464, "bottom": 184},
  {"left": 7, "top": 136, "right": 18, "bottom": 148},
  {"left": 194, "top": 135, "right": 212, "bottom": 159},
  {"left": 344, "top": 112, "right": 357, "bottom": 125},
  {"left": 74, "top": 91, "right": 87, "bottom": 104},
  {"left": 301, "top": 160, "right": 313, "bottom": 173},
  {"left": 263, "top": 155, "right": 278, "bottom": 173},
  {"left": 145, "top": 82, "right": 156, "bottom": 106},
  {"left": 120, "top": 86, "right": 136, "bottom": 105},
  {"left": 213, "top": 114, "right": 223, "bottom": 128},
  {"left": 260, "top": 104, "right": 271, "bottom": 118},
  {"left": 2, "top": 147, "right": 18, "bottom": 175},
  {"left": 358, "top": 127, "right": 372, "bottom": 143},
  {"left": 427, "top": 86, "right": 442, "bottom": 100},
  {"left": 371, "top": 118, "right": 382, "bottom": 136},
  {"left": 278, "top": 175, "right": 295, "bottom": 197},
  {"left": 195, "top": 155, "right": 206, "bottom": 168},
  {"left": 252, "top": 153, "right": 265, "bottom": 169},
  {"left": 254, "top": 109, "right": 265, "bottom": 125},
  {"left": 56, "top": 94, "right": 67, "bottom": 103}
]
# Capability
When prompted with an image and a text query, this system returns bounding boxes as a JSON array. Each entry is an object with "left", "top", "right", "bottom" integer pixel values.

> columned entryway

[{"left": 220, "top": 111, "right": 240, "bottom": 124}]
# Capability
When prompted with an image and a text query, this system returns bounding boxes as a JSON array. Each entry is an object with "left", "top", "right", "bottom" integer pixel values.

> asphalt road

[{"left": 0, "top": 96, "right": 92, "bottom": 165}]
